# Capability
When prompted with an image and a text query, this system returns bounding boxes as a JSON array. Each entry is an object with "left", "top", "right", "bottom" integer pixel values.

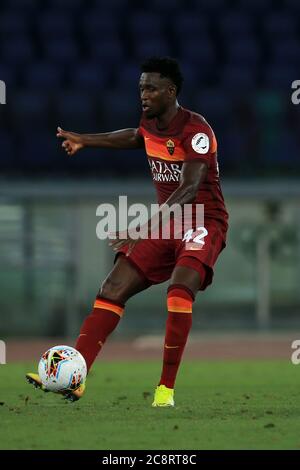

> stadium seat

[
  {"left": 284, "top": 0, "right": 300, "bottom": 11},
  {"left": 18, "top": 129, "right": 63, "bottom": 171},
  {"left": 116, "top": 62, "right": 140, "bottom": 89},
  {"left": 100, "top": 89, "right": 140, "bottom": 130},
  {"left": 37, "top": 11, "right": 74, "bottom": 38},
  {"left": 89, "top": 39, "right": 123, "bottom": 64},
  {"left": 178, "top": 38, "right": 216, "bottom": 66},
  {"left": 150, "top": 0, "right": 183, "bottom": 11},
  {"left": 3, "top": 0, "right": 37, "bottom": 10},
  {"left": 82, "top": 12, "right": 120, "bottom": 40},
  {"left": 1, "top": 37, "right": 35, "bottom": 65},
  {"left": 93, "top": 0, "right": 130, "bottom": 10},
  {"left": 221, "top": 65, "right": 257, "bottom": 91},
  {"left": 0, "top": 131, "right": 16, "bottom": 170},
  {"left": 270, "top": 39, "right": 300, "bottom": 65},
  {"left": 129, "top": 11, "right": 164, "bottom": 37},
  {"left": 0, "top": 11, "right": 29, "bottom": 36},
  {"left": 264, "top": 12, "right": 297, "bottom": 37},
  {"left": 69, "top": 62, "right": 110, "bottom": 91},
  {"left": 219, "top": 12, "right": 254, "bottom": 37},
  {"left": 43, "top": 38, "right": 79, "bottom": 64},
  {"left": 263, "top": 64, "right": 297, "bottom": 90},
  {"left": 25, "top": 62, "right": 65, "bottom": 90},
  {"left": 236, "top": 0, "right": 272, "bottom": 11},
  {"left": 172, "top": 13, "right": 209, "bottom": 38},
  {"left": 180, "top": 61, "right": 203, "bottom": 87},
  {"left": 225, "top": 38, "right": 261, "bottom": 65},
  {"left": 134, "top": 38, "right": 171, "bottom": 61},
  {"left": 49, "top": 0, "right": 83, "bottom": 9},
  {"left": 10, "top": 90, "right": 51, "bottom": 128},
  {"left": 194, "top": 89, "right": 232, "bottom": 127},
  {"left": 56, "top": 90, "right": 98, "bottom": 130},
  {"left": 192, "top": 0, "right": 227, "bottom": 12},
  {"left": 0, "top": 64, "right": 18, "bottom": 88}
]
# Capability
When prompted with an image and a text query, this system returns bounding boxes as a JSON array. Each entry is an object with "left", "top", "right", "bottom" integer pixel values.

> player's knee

[
  {"left": 167, "top": 284, "right": 195, "bottom": 310},
  {"left": 98, "top": 277, "right": 126, "bottom": 304}
]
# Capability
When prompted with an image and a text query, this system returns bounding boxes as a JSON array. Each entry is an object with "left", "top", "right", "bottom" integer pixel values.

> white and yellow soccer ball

[{"left": 38, "top": 345, "right": 87, "bottom": 392}]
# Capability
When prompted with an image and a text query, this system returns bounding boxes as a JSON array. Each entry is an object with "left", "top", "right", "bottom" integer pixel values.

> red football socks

[
  {"left": 75, "top": 296, "right": 124, "bottom": 372},
  {"left": 159, "top": 285, "right": 193, "bottom": 389}
]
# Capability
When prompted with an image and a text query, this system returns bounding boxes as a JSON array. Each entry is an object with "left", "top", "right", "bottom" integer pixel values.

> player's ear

[{"left": 168, "top": 84, "right": 177, "bottom": 98}]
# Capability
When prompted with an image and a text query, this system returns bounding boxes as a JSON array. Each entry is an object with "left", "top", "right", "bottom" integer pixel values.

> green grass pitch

[{"left": 0, "top": 360, "right": 299, "bottom": 450}]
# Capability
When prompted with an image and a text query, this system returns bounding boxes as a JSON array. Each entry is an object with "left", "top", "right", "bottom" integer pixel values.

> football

[{"left": 38, "top": 345, "right": 87, "bottom": 392}]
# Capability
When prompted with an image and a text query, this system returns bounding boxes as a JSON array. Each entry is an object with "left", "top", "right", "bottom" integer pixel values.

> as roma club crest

[{"left": 166, "top": 139, "right": 175, "bottom": 156}]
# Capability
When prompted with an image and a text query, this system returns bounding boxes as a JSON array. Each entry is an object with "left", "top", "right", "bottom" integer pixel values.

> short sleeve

[{"left": 182, "top": 123, "right": 217, "bottom": 167}]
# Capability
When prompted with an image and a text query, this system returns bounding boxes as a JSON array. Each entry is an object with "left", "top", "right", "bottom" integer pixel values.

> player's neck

[{"left": 156, "top": 102, "right": 181, "bottom": 130}]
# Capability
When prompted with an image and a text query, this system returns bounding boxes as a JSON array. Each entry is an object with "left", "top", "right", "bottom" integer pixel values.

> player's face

[{"left": 139, "top": 73, "right": 176, "bottom": 119}]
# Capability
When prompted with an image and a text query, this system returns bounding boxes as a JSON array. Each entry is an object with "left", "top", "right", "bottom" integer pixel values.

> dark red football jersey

[{"left": 138, "top": 106, "right": 229, "bottom": 232}]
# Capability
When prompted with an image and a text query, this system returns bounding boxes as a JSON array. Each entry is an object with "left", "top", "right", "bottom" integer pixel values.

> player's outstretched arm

[{"left": 56, "top": 127, "right": 144, "bottom": 156}]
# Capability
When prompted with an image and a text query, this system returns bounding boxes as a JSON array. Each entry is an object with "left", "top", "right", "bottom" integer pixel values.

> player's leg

[
  {"left": 75, "top": 255, "right": 150, "bottom": 372},
  {"left": 26, "top": 255, "right": 150, "bottom": 399},
  {"left": 153, "top": 263, "right": 207, "bottom": 407}
]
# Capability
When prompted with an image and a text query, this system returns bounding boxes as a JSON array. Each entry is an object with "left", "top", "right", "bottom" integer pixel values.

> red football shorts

[{"left": 116, "top": 219, "right": 227, "bottom": 291}]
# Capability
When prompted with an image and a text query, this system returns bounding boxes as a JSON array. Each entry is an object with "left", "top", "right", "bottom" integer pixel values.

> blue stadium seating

[
  {"left": 1, "top": 37, "right": 35, "bottom": 65},
  {"left": 82, "top": 12, "right": 120, "bottom": 40},
  {"left": 56, "top": 90, "right": 98, "bottom": 130},
  {"left": 69, "top": 62, "right": 110, "bottom": 91},
  {"left": 0, "top": 0, "right": 299, "bottom": 176},
  {"left": 237, "top": 0, "right": 273, "bottom": 12},
  {"left": 129, "top": 11, "right": 164, "bottom": 37},
  {"left": 219, "top": 12, "right": 254, "bottom": 36},
  {"left": 265, "top": 11, "right": 297, "bottom": 37},
  {"left": 270, "top": 39, "right": 300, "bottom": 64},
  {"left": 178, "top": 37, "right": 216, "bottom": 66},
  {"left": 226, "top": 38, "right": 261, "bottom": 65},
  {"left": 18, "top": 129, "right": 62, "bottom": 171},
  {"left": 0, "top": 131, "right": 16, "bottom": 169},
  {"left": 0, "top": 64, "right": 18, "bottom": 88},
  {"left": 134, "top": 39, "right": 171, "bottom": 61},
  {"left": 25, "top": 62, "right": 65, "bottom": 90},
  {"left": 263, "top": 64, "right": 297, "bottom": 89},
  {"left": 89, "top": 39, "right": 123, "bottom": 64},
  {"left": 0, "top": 11, "right": 29, "bottom": 36},
  {"left": 37, "top": 11, "right": 74, "bottom": 38},
  {"left": 172, "top": 13, "right": 209, "bottom": 38},
  {"left": 10, "top": 91, "right": 50, "bottom": 128},
  {"left": 100, "top": 89, "right": 140, "bottom": 130},
  {"left": 222, "top": 64, "right": 258, "bottom": 90},
  {"left": 43, "top": 38, "right": 79, "bottom": 64}
]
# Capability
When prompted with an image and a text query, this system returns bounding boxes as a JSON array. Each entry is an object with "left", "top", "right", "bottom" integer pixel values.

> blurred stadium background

[{"left": 0, "top": 0, "right": 300, "bottom": 343}]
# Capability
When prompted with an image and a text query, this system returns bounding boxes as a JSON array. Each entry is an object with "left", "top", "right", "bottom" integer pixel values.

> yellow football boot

[
  {"left": 25, "top": 372, "right": 48, "bottom": 392},
  {"left": 152, "top": 384, "right": 175, "bottom": 407}
]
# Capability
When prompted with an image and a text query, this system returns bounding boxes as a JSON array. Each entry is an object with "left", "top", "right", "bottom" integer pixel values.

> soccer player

[{"left": 26, "top": 57, "right": 228, "bottom": 406}]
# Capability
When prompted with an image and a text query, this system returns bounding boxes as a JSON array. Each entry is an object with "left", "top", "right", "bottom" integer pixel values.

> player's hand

[
  {"left": 108, "top": 231, "right": 141, "bottom": 256},
  {"left": 56, "top": 127, "right": 84, "bottom": 156}
]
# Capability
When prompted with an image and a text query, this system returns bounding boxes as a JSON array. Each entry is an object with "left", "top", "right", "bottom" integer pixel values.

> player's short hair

[{"left": 140, "top": 57, "right": 183, "bottom": 96}]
